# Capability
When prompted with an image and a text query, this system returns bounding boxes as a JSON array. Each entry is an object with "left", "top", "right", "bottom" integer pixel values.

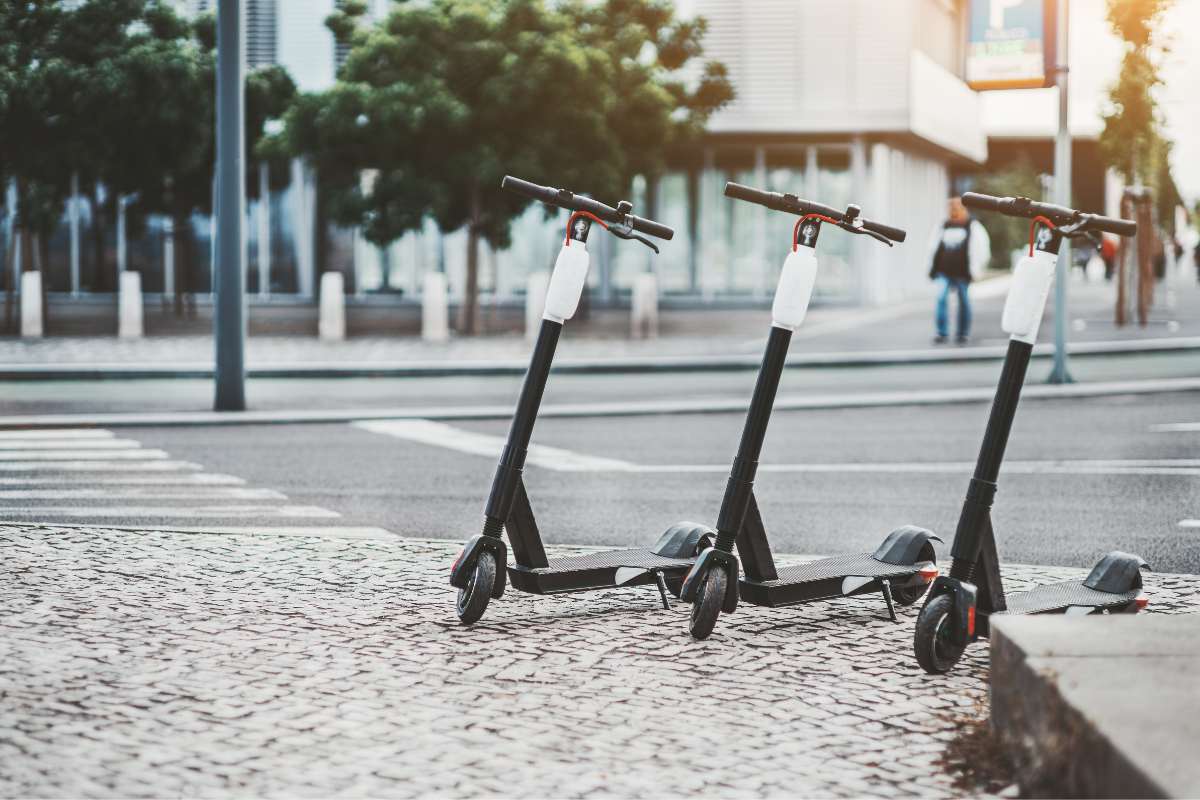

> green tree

[
  {"left": 973, "top": 155, "right": 1044, "bottom": 270},
  {"left": 273, "top": 0, "right": 732, "bottom": 335}
]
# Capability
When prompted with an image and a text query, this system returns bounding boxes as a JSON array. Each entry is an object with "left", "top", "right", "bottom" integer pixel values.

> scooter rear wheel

[
  {"left": 689, "top": 567, "right": 727, "bottom": 641},
  {"left": 914, "top": 593, "right": 966, "bottom": 674},
  {"left": 456, "top": 550, "right": 496, "bottom": 625}
]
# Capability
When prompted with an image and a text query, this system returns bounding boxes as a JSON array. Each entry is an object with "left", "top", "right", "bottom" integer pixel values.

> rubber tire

[
  {"left": 689, "top": 567, "right": 728, "bottom": 641},
  {"left": 914, "top": 593, "right": 967, "bottom": 674},
  {"left": 456, "top": 550, "right": 496, "bottom": 625}
]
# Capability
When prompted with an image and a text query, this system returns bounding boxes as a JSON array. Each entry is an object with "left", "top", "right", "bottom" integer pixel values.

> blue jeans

[{"left": 935, "top": 275, "right": 971, "bottom": 338}]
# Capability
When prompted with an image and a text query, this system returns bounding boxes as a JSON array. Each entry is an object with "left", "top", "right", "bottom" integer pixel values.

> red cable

[
  {"left": 1028, "top": 215, "right": 1057, "bottom": 256},
  {"left": 792, "top": 213, "right": 841, "bottom": 252},
  {"left": 565, "top": 211, "right": 609, "bottom": 246}
]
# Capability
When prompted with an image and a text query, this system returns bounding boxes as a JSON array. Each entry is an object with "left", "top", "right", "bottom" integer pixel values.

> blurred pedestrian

[
  {"left": 927, "top": 197, "right": 991, "bottom": 344},
  {"left": 1194, "top": 239, "right": 1200, "bottom": 283}
]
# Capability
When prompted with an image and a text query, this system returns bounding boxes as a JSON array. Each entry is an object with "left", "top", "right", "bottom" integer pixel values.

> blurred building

[{"left": 10, "top": 0, "right": 989, "bottom": 332}]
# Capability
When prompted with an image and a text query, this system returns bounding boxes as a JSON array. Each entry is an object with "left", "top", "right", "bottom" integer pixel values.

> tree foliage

[
  {"left": 271, "top": 0, "right": 733, "bottom": 334},
  {"left": 973, "top": 155, "right": 1044, "bottom": 270}
]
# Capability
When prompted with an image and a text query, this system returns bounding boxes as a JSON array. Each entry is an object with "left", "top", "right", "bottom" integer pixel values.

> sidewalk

[
  {"left": 1, "top": 274, "right": 1197, "bottom": 376},
  {"left": 3, "top": 523, "right": 1199, "bottom": 797}
]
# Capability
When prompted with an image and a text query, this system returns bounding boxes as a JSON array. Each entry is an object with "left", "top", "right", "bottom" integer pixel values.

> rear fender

[
  {"left": 872, "top": 526, "right": 943, "bottom": 566},
  {"left": 1083, "top": 551, "right": 1150, "bottom": 594},
  {"left": 651, "top": 522, "right": 717, "bottom": 558},
  {"left": 450, "top": 534, "right": 508, "bottom": 599}
]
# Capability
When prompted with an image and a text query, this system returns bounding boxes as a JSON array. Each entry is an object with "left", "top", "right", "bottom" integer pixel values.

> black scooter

[
  {"left": 451, "top": 176, "right": 714, "bottom": 624},
  {"left": 679, "top": 182, "right": 943, "bottom": 640},
  {"left": 913, "top": 192, "right": 1150, "bottom": 674}
]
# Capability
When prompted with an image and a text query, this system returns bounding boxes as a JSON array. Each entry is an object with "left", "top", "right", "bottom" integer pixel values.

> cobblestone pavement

[{"left": 2, "top": 524, "right": 1198, "bottom": 798}]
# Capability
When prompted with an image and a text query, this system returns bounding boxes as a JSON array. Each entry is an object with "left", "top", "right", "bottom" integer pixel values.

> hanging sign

[{"left": 966, "top": 0, "right": 1057, "bottom": 90}]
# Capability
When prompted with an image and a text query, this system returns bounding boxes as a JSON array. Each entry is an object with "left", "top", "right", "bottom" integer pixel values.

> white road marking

[
  {"left": 0, "top": 505, "right": 340, "bottom": 519},
  {"left": 1151, "top": 422, "right": 1200, "bottom": 432},
  {"left": 0, "top": 460, "right": 202, "bottom": 472},
  {"left": 2, "top": 522, "right": 396, "bottom": 539},
  {"left": 0, "top": 439, "right": 141, "bottom": 450},
  {"left": 0, "top": 429, "right": 115, "bottom": 440},
  {"left": 0, "top": 474, "right": 245, "bottom": 486},
  {"left": 351, "top": 420, "right": 1200, "bottom": 477},
  {"left": 0, "top": 487, "right": 287, "bottom": 500},
  {"left": 1180, "top": 520, "right": 1200, "bottom": 529},
  {"left": 354, "top": 419, "right": 640, "bottom": 472},
  {"left": 0, "top": 449, "right": 169, "bottom": 461}
]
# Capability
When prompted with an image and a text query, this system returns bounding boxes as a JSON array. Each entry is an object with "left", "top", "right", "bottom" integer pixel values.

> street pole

[
  {"left": 214, "top": 0, "right": 246, "bottom": 411},
  {"left": 1048, "top": 0, "right": 1073, "bottom": 384}
]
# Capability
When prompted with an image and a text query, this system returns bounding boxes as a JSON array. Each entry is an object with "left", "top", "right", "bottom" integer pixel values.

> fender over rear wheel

[
  {"left": 914, "top": 593, "right": 967, "bottom": 674},
  {"left": 892, "top": 543, "right": 937, "bottom": 606},
  {"left": 689, "top": 567, "right": 727, "bottom": 641},
  {"left": 456, "top": 550, "right": 496, "bottom": 625}
]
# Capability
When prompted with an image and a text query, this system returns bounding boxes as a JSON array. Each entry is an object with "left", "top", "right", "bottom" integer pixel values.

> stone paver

[{"left": 1, "top": 524, "right": 1197, "bottom": 798}]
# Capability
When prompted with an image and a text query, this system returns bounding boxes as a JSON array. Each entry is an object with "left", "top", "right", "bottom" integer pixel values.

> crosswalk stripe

[
  {"left": 0, "top": 439, "right": 141, "bottom": 451},
  {"left": 0, "top": 461, "right": 202, "bottom": 472},
  {"left": 1152, "top": 423, "right": 1200, "bottom": 432},
  {"left": 0, "top": 505, "right": 341, "bottom": 519},
  {"left": 0, "top": 488, "right": 287, "bottom": 500},
  {"left": 1180, "top": 520, "right": 1200, "bottom": 529},
  {"left": 0, "top": 449, "right": 169, "bottom": 461},
  {"left": 0, "top": 473, "right": 245, "bottom": 486},
  {"left": 0, "top": 429, "right": 115, "bottom": 440}
]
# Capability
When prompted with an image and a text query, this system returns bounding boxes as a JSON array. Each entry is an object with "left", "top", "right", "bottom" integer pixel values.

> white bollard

[
  {"left": 421, "top": 271, "right": 449, "bottom": 343},
  {"left": 19, "top": 271, "right": 43, "bottom": 338},
  {"left": 118, "top": 271, "right": 144, "bottom": 339},
  {"left": 318, "top": 271, "right": 346, "bottom": 341},
  {"left": 525, "top": 271, "right": 549, "bottom": 341},
  {"left": 630, "top": 272, "right": 659, "bottom": 339}
]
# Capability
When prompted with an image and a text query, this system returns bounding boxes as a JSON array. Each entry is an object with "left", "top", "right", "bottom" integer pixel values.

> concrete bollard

[
  {"left": 19, "top": 271, "right": 43, "bottom": 338},
  {"left": 525, "top": 271, "right": 549, "bottom": 341},
  {"left": 421, "top": 271, "right": 449, "bottom": 343},
  {"left": 118, "top": 271, "right": 144, "bottom": 339},
  {"left": 318, "top": 271, "right": 346, "bottom": 341},
  {"left": 630, "top": 272, "right": 659, "bottom": 339}
]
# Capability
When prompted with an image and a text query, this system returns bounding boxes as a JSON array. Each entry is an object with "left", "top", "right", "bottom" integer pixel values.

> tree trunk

[
  {"left": 460, "top": 183, "right": 482, "bottom": 336},
  {"left": 92, "top": 185, "right": 108, "bottom": 293}
]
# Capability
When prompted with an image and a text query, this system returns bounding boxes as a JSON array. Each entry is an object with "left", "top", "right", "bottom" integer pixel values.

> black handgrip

[
  {"left": 962, "top": 191, "right": 1137, "bottom": 237},
  {"left": 500, "top": 175, "right": 674, "bottom": 241},
  {"left": 725, "top": 182, "right": 906, "bottom": 243}
]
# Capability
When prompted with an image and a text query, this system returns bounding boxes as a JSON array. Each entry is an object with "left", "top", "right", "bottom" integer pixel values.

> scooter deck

[
  {"left": 740, "top": 552, "right": 921, "bottom": 607},
  {"left": 508, "top": 548, "right": 694, "bottom": 595},
  {"left": 999, "top": 579, "right": 1140, "bottom": 615}
]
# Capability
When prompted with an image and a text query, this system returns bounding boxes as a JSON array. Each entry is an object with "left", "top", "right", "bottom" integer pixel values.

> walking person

[{"left": 927, "top": 196, "right": 991, "bottom": 344}]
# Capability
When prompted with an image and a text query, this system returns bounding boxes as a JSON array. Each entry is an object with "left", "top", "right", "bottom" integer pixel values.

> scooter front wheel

[
  {"left": 914, "top": 593, "right": 967, "bottom": 674},
  {"left": 456, "top": 550, "right": 497, "bottom": 625},
  {"left": 688, "top": 567, "right": 727, "bottom": 640}
]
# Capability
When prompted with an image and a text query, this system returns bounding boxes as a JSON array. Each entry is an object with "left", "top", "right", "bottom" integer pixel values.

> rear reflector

[
  {"left": 918, "top": 564, "right": 939, "bottom": 582},
  {"left": 967, "top": 606, "right": 976, "bottom": 637},
  {"left": 1135, "top": 594, "right": 1149, "bottom": 610}
]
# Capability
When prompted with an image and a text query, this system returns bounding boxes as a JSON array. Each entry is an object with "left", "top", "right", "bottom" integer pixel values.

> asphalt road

[{"left": 3, "top": 387, "right": 1197, "bottom": 574}]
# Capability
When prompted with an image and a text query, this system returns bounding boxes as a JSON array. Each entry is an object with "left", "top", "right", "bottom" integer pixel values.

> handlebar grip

[
  {"left": 628, "top": 214, "right": 674, "bottom": 241},
  {"left": 500, "top": 175, "right": 555, "bottom": 204},
  {"left": 724, "top": 181, "right": 779, "bottom": 209},
  {"left": 862, "top": 219, "right": 906, "bottom": 243},
  {"left": 960, "top": 192, "right": 1002, "bottom": 213},
  {"left": 1088, "top": 214, "right": 1138, "bottom": 237}
]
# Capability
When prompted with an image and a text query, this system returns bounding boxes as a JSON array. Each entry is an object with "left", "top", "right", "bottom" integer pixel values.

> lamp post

[
  {"left": 214, "top": 0, "right": 246, "bottom": 410},
  {"left": 1047, "top": 0, "right": 1073, "bottom": 384}
]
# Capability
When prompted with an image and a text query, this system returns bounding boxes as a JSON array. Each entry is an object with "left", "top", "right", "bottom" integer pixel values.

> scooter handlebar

[
  {"left": 500, "top": 175, "right": 674, "bottom": 241},
  {"left": 961, "top": 192, "right": 1137, "bottom": 237},
  {"left": 724, "top": 182, "right": 906, "bottom": 243}
]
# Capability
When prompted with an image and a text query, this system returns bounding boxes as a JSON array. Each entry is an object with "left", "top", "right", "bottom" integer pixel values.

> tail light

[
  {"left": 967, "top": 605, "right": 976, "bottom": 637},
  {"left": 1134, "top": 594, "right": 1149, "bottom": 610},
  {"left": 918, "top": 564, "right": 939, "bottom": 582}
]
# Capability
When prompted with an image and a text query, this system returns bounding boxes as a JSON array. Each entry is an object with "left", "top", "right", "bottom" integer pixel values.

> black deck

[
  {"left": 739, "top": 553, "right": 922, "bottom": 607},
  {"left": 508, "top": 548, "right": 694, "bottom": 594},
  {"left": 999, "top": 579, "right": 1140, "bottom": 615}
]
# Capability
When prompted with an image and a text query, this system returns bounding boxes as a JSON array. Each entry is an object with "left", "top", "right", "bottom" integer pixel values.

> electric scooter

[
  {"left": 913, "top": 192, "right": 1150, "bottom": 674},
  {"left": 679, "top": 181, "right": 943, "bottom": 640},
  {"left": 451, "top": 175, "right": 715, "bottom": 624}
]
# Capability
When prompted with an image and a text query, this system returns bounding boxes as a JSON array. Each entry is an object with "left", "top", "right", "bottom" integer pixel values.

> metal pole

[
  {"left": 1048, "top": 0, "right": 1073, "bottom": 384},
  {"left": 214, "top": 0, "right": 246, "bottom": 410},
  {"left": 69, "top": 173, "right": 80, "bottom": 296},
  {"left": 257, "top": 161, "right": 270, "bottom": 298}
]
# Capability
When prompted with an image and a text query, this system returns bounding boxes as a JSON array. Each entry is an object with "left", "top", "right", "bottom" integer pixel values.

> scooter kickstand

[
  {"left": 653, "top": 571, "right": 672, "bottom": 610},
  {"left": 881, "top": 579, "right": 897, "bottom": 622}
]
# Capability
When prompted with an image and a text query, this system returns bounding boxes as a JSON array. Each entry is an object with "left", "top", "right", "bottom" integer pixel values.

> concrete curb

[
  {"left": 1, "top": 376, "right": 1197, "bottom": 429},
  {"left": 990, "top": 615, "right": 1200, "bottom": 798},
  {"left": 0, "top": 336, "right": 1197, "bottom": 380}
]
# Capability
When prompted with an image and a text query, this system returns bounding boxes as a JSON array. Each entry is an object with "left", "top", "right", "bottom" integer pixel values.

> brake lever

[
  {"left": 837, "top": 222, "right": 893, "bottom": 247},
  {"left": 608, "top": 222, "right": 660, "bottom": 254}
]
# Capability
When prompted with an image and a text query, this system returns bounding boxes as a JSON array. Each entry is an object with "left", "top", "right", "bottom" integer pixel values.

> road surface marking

[
  {"left": 0, "top": 505, "right": 341, "bottom": 519},
  {"left": 0, "top": 449, "right": 169, "bottom": 461},
  {"left": 354, "top": 419, "right": 640, "bottom": 472},
  {"left": 0, "top": 438, "right": 141, "bottom": 450},
  {"left": 0, "top": 487, "right": 287, "bottom": 500},
  {"left": 1180, "top": 520, "right": 1199, "bottom": 529},
  {"left": 1151, "top": 422, "right": 1200, "bottom": 432},
  {"left": 0, "top": 460, "right": 203, "bottom": 472},
  {"left": 1, "top": 522, "right": 396, "bottom": 539},
  {"left": 0, "top": 429, "right": 115, "bottom": 440},
  {"left": 0, "top": 474, "right": 246, "bottom": 486}
]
